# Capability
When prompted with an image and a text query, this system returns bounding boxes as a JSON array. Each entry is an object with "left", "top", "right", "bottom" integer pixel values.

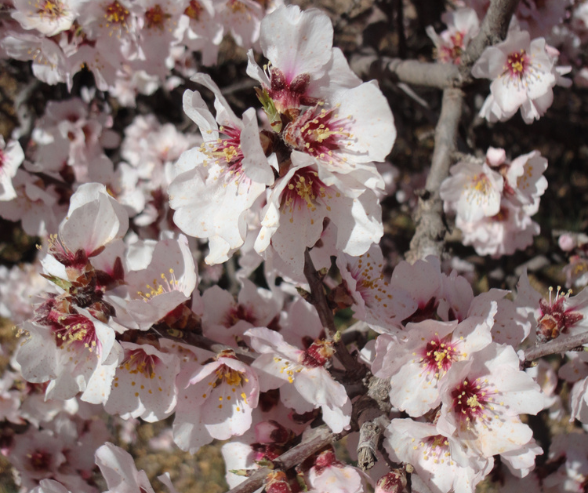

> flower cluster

[
  {"left": 0, "top": 3, "right": 588, "bottom": 493},
  {"left": 0, "top": 0, "right": 277, "bottom": 106},
  {"left": 440, "top": 147, "right": 548, "bottom": 257}
]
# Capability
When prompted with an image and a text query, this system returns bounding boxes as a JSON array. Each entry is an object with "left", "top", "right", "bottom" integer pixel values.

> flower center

[
  {"left": 36, "top": 0, "right": 66, "bottom": 21},
  {"left": 281, "top": 169, "right": 335, "bottom": 223},
  {"left": 105, "top": 1, "right": 129, "bottom": 25},
  {"left": 225, "top": 304, "right": 257, "bottom": 327},
  {"left": 53, "top": 313, "right": 100, "bottom": 353},
  {"left": 301, "top": 340, "right": 333, "bottom": 368},
  {"left": 200, "top": 126, "right": 246, "bottom": 179},
  {"left": 228, "top": 0, "right": 247, "bottom": 13},
  {"left": 29, "top": 450, "right": 53, "bottom": 472},
  {"left": 122, "top": 348, "right": 160, "bottom": 378},
  {"left": 137, "top": 268, "right": 182, "bottom": 301},
  {"left": 145, "top": 4, "right": 170, "bottom": 30},
  {"left": 505, "top": 50, "right": 529, "bottom": 79},
  {"left": 420, "top": 335, "right": 460, "bottom": 377},
  {"left": 451, "top": 378, "right": 495, "bottom": 425},
  {"left": 184, "top": 0, "right": 203, "bottom": 20},
  {"left": 284, "top": 106, "right": 353, "bottom": 164},
  {"left": 537, "top": 286, "right": 583, "bottom": 342}
]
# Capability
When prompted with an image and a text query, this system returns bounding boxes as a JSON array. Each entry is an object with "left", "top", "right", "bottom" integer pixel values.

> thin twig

[
  {"left": 303, "top": 249, "right": 365, "bottom": 376},
  {"left": 524, "top": 333, "right": 588, "bottom": 362}
]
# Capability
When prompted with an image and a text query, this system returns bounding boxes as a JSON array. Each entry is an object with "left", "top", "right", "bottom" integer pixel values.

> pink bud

[
  {"left": 265, "top": 471, "right": 292, "bottom": 493},
  {"left": 375, "top": 471, "right": 407, "bottom": 493},
  {"left": 559, "top": 234, "right": 577, "bottom": 252},
  {"left": 486, "top": 147, "right": 506, "bottom": 167}
]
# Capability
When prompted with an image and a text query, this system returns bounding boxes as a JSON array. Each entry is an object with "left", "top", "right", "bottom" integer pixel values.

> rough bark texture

[{"left": 405, "top": 88, "right": 464, "bottom": 263}]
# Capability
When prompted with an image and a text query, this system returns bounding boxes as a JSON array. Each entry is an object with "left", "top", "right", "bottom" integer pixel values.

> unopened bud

[
  {"left": 265, "top": 471, "right": 292, "bottom": 493},
  {"left": 375, "top": 470, "right": 407, "bottom": 493}
]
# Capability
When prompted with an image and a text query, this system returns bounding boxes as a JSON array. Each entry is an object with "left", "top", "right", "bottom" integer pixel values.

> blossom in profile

[
  {"left": 427, "top": 8, "right": 480, "bottom": 65},
  {"left": 0, "top": 136, "right": 24, "bottom": 201}
]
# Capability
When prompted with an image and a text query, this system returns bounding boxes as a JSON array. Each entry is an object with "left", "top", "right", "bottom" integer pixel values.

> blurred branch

[{"left": 524, "top": 333, "right": 588, "bottom": 361}]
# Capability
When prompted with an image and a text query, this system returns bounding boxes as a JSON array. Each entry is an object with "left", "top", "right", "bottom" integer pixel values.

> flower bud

[{"left": 375, "top": 470, "right": 407, "bottom": 493}]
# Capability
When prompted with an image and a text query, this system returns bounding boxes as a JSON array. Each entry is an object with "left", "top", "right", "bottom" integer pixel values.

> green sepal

[{"left": 255, "top": 87, "right": 282, "bottom": 133}]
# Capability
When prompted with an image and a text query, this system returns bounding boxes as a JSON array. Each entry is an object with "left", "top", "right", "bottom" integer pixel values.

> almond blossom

[
  {"left": 246, "top": 327, "right": 352, "bottom": 433},
  {"left": 104, "top": 342, "right": 180, "bottom": 422},
  {"left": 336, "top": 245, "right": 417, "bottom": 332},
  {"left": 472, "top": 29, "right": 557, "bottom": 123},
  {"left": 385, "top": 419, "right": 492, "bottom": 493},
  {"left": 437, "top": 343, "right": 544, "bottom": 459},
  {"left": 173, "top": 349, "right": 260, "bottom": 453},
  {"left": 426, "top": 8, "right": 480, "bottom": 65},
  {"left": 373, "top": 313, "right": 494, "bottom": 417},
  {"left": 12, "top": 0, "right": 81, "bottom": 36},
  {"left": 440, "top": 161, "right": 504, "bottom": 223},
  {"left": 307, "top": 448, "right": 370, "bottom": 493},
  {"left": 254, "top": 151, "right": 382, "bottom": 273},
  {"left": 169, "top": 73, "right": 273, "bottom": 264}
]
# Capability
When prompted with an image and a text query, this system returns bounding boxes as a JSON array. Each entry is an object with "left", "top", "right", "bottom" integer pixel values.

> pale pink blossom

[
  {"left": 427, "top": 8, "right": 480, "bottom": 64},
  {"left": 202, "top": 279, "right": 281, "bottom": 347},
  {"left": 12, "top": 0, "right": 82, "bottom": 36},
  {"left": 169, "top": 74, "right": 272, "bottom": 265},
  {"left": 307, "top": 448, "right": 370, "bottom": 493},
  {"left": 104, "top": 342, "right": 180, "bottom": 421},
  {"left": 177, "top": 0, "right": 223, "bottom": 66},
  {"left": 337, "top": 245, "right": 417, "bottom": 332},
  {"left": 246, "top": 327, "right": 352, "bottom": 433},
  {"left": 254, "top": 151, "right": 382, "bottom": 274},
  {"left": 106, "top": 235, "right": 197, "bottom": 331},
  {"left": 95, "top": 442, "right": 156, "bottom": 493},
  {"left": 173, "top": 350, "right": 259, "bottom": 453},
  {"left": 456, "top": 200, "right": 540, "bottom": 257},
  {"left": 437, "top": 343, "right": 544, "bottom": 459},
  {"left": 472, "top": 30, "right": 557, "bottom": 124},
  {"left": 440, "top": 161, "right": 504, "bottom": 223},
  {"left": 385, "top": 418, "right": 492, "bottom": 493},
  {"left": 373, "top": 310, "right": 494, "bottom": 417}
]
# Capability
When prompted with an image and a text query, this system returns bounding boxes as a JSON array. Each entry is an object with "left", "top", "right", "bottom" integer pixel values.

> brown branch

[
  {"left": 405, "top": 88, "right": 463, "bottom": 263},
  {"left": 303, "top": 249, "right": 366, "bottom": 376},
  {"left": 524, "top": 332, "right": 588, "bottom": 361},
  {"left": 158, "top": 330, "right": 256, "bottom": 365},
  {"left": 460, "top": 0, "right": 521, "bottom": 78},
  {"left": 228, "top": 425, "right": 350, "bottom": 493},
  {"left": 350, "top": 52, "right": 459, "bottom": 89}
]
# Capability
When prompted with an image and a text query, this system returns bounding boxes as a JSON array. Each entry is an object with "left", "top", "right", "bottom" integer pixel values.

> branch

[
  {"left": 357, "top": 414, "right": 390, "bottom": 471},
  {"left": 158, "top": 330, "right": 256, "bottom": 365},
  {"left": 524, "top": 332, "right": 588, "bottom": 361},
  {"left": 405, "top": 88, "right": 463, "bottom": 263},
  {"left": 228, "top": 425, "right": 350, "bottom": 493},
  {"left": 460, "top": 0, "right": 521, "bottom": 78},
  {"left": 350, "top": 51, "right": 459, "bottom": 89},
  {"left": 303, "top": 249, "right": 366, "bottom": 376}
]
